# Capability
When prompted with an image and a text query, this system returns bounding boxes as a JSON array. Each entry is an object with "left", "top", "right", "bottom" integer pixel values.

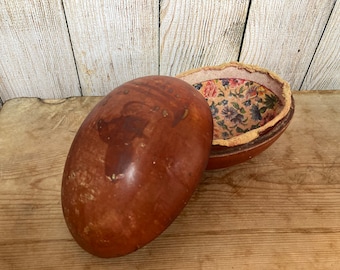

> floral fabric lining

[{"left": 193, "top": 78, "right": 283, "bottom": 140}]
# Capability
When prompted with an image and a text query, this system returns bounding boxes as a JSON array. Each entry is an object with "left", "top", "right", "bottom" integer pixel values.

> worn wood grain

[
  {"left": 160, "top": 0, "right": 250, "bottom": 76},
  {"left": 1, "top": 0, "right": 340, "bottom": 102},
  {"left": 1, "top": 91, "right": 340, "bottom": 269},
  {"left": 0, "top": 0, "right": 80, "bottom": 101},
  {"left": 239, "top": 0, "right": 336, "bottom": 90},
  {"left": 301, "top": 1, "right": 340, "bottom": 90},
  {"left": 62, "top": 0, "right": 159, "bottom": 96}
]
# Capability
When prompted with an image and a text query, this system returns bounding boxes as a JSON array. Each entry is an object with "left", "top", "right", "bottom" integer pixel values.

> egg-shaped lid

[{"left": 61, "top": 75, "right": 213, "bottom": 258}]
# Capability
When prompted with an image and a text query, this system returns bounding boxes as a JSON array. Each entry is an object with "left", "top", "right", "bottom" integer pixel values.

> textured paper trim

[{"left": 176, "top": 62, "right": 292, "bottom": 147}]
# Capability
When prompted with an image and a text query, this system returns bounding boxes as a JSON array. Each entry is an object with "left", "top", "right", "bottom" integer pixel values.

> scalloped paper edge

[{"left": 176, "top": 62, "right": 292, "bottom": 147}]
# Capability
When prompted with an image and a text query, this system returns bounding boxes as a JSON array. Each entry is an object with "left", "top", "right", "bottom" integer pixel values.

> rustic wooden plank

[
  {"left": 239, "top": 0, "right": 336, "bottom": 90},
  {"left": 301, "top": 1, "right": 340, "bottom": 90},
  {"left": 0, "top": 0, "right": 80, "bottom": 101},
  {"left": 160, "top": 0, "right": 250, "bottom": 76},
  {"left": 1, "top": 91, "right": 340, "bottom": 268},
  {"left": 62, "top": 0, "right": 159, "bottom": 96}
]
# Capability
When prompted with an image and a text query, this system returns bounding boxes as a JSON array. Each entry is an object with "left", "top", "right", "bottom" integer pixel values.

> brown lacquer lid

[{"left": 61, "top": 76, "right": 213, "bottom": 258}]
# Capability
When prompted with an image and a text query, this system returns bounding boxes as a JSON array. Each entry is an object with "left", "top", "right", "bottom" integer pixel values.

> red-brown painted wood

[{"left": 61, "top": 76, "right": 213, "bottom": 258}]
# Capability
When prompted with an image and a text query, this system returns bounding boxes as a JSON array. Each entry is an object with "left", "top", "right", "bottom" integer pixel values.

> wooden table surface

[{"left": 1, "top": 91, "right": 340, "bottom": 269}]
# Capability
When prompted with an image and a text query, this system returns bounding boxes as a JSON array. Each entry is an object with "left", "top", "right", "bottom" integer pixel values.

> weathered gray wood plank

[
  {"left": 1, "top": 0, "right": 339, "bottom": 102},
  {"left": 62, "top": 0, "right": 159, "bottom": 96},
  {"left": 160, "top": 0, "right": 250, "bottom": 76},
  {"left": 239, "top": 0, "right": 336, "bottom": 90},
  {"left": 0, "top": 0, "right": 80, "bottom": 101},
  {"left": 301, "top": 1, "right": 340, "bottom": 90}
]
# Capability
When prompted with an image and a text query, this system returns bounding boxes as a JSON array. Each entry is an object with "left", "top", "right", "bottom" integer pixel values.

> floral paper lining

[{"left": 193, "top": 78, "right": 283, "bottom": 140}]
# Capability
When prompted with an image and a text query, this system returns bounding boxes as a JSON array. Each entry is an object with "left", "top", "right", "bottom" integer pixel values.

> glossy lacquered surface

[{"left": 61, "top": 76, "right": 213, "bottom": 257}]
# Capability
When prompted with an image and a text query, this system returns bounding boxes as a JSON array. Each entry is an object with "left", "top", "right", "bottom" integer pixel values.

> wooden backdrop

[{"left": 1, "top": 0, "right": 339, "bottom": 106}]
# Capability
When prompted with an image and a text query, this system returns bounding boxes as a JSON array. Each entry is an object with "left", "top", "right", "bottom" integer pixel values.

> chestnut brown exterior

[{"left": 61, "top": 76, "right": 213, "bottom": 257}]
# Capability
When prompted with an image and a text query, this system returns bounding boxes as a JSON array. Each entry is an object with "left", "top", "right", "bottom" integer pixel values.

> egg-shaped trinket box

[
  {"left": 177, "top": 62, "right": 294, "bottom": 170},
  {"left": 61, "top": 62, "right": 294, "bottom": 258}
]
